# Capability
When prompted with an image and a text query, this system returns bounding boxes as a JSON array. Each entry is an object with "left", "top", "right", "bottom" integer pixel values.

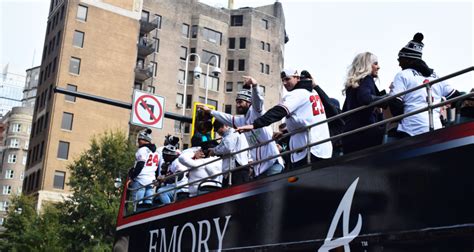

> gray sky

[{"left": 1, "top": 0, "right": 473, "bottom": 102}]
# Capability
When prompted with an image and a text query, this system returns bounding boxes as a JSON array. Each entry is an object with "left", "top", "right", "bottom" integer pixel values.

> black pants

[
  {"left": 292, "top": 153, "right": 323, "bottom": 169},
  {"left": 342, "top": 127, "right": 384, "bottom": 154},
  {"left": 223, "top": 161, "right": 250, "bottom": 186}
]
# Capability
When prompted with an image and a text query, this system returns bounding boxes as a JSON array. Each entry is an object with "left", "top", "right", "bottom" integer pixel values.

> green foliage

[{"left": 0, "top": 130, "right": 135, "bottom": 251}]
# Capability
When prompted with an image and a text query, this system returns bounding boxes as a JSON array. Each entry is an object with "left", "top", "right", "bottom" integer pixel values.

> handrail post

[
  {"left": 306, "top": 127, "right": 311, "bottom": 164},
  {"left": 426, "top": 85, "right": 434, "bottom": 131},
  {"left": 228, "top": 157, "right": 233, "bottom": 187},
  {"left": 172, "top": 176, "right": 178, "bottom": 203}
]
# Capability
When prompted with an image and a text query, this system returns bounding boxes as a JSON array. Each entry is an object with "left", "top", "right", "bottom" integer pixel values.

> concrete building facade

[
  {"left": 25, "top": 0, "right": 286, "bottom": 210},
  {"left": 22, "top": 66, "right": 41, "bottom": 109},
  {"left": 0, "top": 107, "right": 33, "bottom": 228}
]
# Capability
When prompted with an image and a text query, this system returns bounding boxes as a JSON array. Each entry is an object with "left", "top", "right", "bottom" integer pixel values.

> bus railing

[{"left": 124, "top": 66, "right": 474, "bottom": 215}]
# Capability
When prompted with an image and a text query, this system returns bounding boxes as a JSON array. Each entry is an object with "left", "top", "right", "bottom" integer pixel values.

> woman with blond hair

[{"left": 342, "top": 52, "right": 385, "bottom": 154}]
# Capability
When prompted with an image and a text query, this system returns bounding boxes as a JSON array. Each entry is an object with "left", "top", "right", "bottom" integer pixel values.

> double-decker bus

[{"left": 113, "top": 67, "right": 474, "bottom": 251}]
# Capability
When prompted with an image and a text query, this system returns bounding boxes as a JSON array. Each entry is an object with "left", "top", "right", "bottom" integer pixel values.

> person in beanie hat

[
  {"left": 389, "top": 33, "right": 461, "bottom": 137},
  {"left": 129, "top": 128, "right": 159, "bottom": 210},
  {"left": 155, "top": 144, "right": 188, "bottom": 205},
  {"left": 198, "top": 76, "right": 284, "bottom": 177}
]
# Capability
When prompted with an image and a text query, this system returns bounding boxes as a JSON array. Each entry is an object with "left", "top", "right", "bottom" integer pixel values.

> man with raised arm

[
  {"left": 236, "top": 69, "right": 332, "bottom": 168},
  {"left": 198, "top": 76, "right": 284, "bottom": 177}
]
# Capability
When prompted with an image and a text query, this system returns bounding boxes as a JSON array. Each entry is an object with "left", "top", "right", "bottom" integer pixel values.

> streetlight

[
  {"left": 182, "top": 53, "right": 202, "bottom": 141},
  {"left": 204, "top": 55, "right": 221, "bottom": 104}
]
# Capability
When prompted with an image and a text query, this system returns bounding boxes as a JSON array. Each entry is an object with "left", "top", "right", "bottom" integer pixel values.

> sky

[{"left": 1, "top": 0, "right": 473, "bottom": 102}]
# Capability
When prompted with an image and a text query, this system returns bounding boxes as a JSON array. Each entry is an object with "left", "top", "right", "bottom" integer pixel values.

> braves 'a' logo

[{"left": 318, "top": 178, "right": 362, "bottom": 252}]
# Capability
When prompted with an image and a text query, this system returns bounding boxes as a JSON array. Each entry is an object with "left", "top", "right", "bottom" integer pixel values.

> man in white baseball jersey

[
  {"left": 198, "top": 76, "right": 284, "bottom": 177},
  {"left": 155, "top": 145, "right": 188, "bottom": 205},
  {"left": 389, "top": 33, "right": 461, "bottom": 137},
  {"left": 237, "top": 69, "right": 332, "bottom": 168},
  {"left": 129, "top": 128, "right": 159, "bottom": 208}
]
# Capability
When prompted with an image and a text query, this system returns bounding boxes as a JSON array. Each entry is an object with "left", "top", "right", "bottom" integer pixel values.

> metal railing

[{"left": 124, "top": 66, "right": 474, "bottom": 215}]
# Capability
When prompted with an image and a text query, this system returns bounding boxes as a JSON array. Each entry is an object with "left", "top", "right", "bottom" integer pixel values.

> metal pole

[
  {"left": 182, "top": 53, "right": 201, "bottom": 141},
  {"left": 306, "top": 127, "right": 311, "bottom": 164},
  {"left": 426, "top": 85, "right": 434, "bottom": 131},
  {"left": 205, "top": 55, "right": 219, "bottom": 105}
]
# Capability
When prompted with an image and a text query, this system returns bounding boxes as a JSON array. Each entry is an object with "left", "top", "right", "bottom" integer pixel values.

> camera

[
  {"left": 211, "top": 67, "right": 221, "bottom": 77},
  {"left": 194, "top": 71, "right": 201, "bottom": 79}
]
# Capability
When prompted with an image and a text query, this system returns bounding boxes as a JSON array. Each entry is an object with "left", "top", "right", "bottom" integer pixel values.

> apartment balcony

[
  {"left": 134, "top": 65, "right": 153, "bottom": 81},
  {"left": 137, "top": 38, "right": 155, "bottom": 57},
  {"left": 139, "top": 17, "right": 159, "bottom": 35}
]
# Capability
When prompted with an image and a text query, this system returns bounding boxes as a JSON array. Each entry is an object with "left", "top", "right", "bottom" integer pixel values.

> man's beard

[{"left": 236, "top": 107, "right": 249, "bottom": 115}]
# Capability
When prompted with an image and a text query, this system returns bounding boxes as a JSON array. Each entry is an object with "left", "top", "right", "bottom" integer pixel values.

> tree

[
  {"left": 0, "top": 130, "right": 135, "bottom": 251},
  {"left": 57, "top": 130, "right": 135, "bottom": 251}
]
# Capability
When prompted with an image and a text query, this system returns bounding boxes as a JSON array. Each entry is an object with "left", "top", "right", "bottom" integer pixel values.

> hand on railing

[{"left": 272, "top": 131, "right": 284, "bottom": 140}]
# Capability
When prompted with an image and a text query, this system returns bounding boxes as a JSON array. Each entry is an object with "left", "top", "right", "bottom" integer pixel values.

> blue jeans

[
  {"left": 156, "top": 184, "right": 176, "bottom": 205},
  {"left": 130, "top": 181, "right": 154, "bottom": 205},
  {"left": 261, "top": 161, "right": 284, "bottom": 177}
]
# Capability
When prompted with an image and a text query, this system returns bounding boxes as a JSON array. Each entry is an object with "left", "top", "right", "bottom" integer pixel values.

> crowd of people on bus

[{"left": 127, "top": 32, "right": 472, "bottom": 210}]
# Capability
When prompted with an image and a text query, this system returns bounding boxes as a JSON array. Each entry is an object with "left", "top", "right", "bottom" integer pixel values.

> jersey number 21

[{"left": 309, "top": 95, "right": 325, "bottom": 116}]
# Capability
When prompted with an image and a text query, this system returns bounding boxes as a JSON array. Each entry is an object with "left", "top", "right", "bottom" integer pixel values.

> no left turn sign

[{"left": 131, "top": 90, "right": 165, "bottom": 129}]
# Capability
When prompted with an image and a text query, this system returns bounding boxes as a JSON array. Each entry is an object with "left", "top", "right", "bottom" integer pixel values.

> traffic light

[{"left": 191, "top": 102, "right": 215, "bottom": 146}]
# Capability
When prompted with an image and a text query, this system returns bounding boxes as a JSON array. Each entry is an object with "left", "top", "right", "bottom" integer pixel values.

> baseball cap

[{"left": 280, "top": 68, "right": 299, "bottom": 79}]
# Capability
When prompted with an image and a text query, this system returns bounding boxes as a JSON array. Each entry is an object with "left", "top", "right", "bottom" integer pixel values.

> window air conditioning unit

[{"left": 176, "top": 103, "right": 183, "bottom": 108}]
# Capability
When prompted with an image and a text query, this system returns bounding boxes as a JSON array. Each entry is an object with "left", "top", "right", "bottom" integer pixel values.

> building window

[
  {"left": 237, "top": 81, "right": 244, "bottom": 91},
  {"left": 176, "top": 93, "right": 183, "bottom": 107},
  {"left": 203, "top": 28, "right": 222, "bottom": 44},
  {"left": 225, "top": 82, "right": 233, "bottom": 92},
  {"left": 2, "top": 186, "right": 11, "bottom": 195},
  {"left": 239, "top": 37, "right": 246, "bottom": 49},
  {"left": 73, "top": 30, "right": 84, "bottom": 48},
  {"left": 265, "top": 64, "right": 270, "bottom": 74},
  {"left": 266, "top": 43, "right": 271, "bottom": 52},
  {"left": 57, "top": 141, "right": 70, "bottom": 160},
  {"left": 227, "top": 59, "right": 234, "bottom": 71},
  {"left": 180, "top": 46, "right": 187, "bottom": 60},
  {"left": 260, "top": 63, "right": 265, "bottom": 73},
  {"left": 134, "top": 82, "right": 142, "bottom": 90},
  {"left": 199, "top": 97, "right": 218, "bottom": 109},
  {"left": 178, "top": 70, "right": 185, "bottom": 85},
  {"left": 53, "top": 171, "right": 66, "bottom": 189},
  {"left": 0, "top": 202, "right": 9, "bottom": 211},
  {"left": 261, "top": 41, "right": 265, "bottom": 50},
  {"left": 65, "top": 84, "right": 77, "bottom": 102},
  {"left": 69, "top": 57, "right": 81, "bottom": 75},
  {"left": 182, "top": 23, "right": 189, "bottom": 38},
  {"left": 199, "top": 75, "right": 219, "bottom": 92},
  {"left": 231, "top": 15, "right": 243, "bottom": 26},
  {"left": 261, "top": 19, "right": 269, "bottom": 29},
  {"left": 261, "top": 85, "right": 266, "bottom": 95},
  {"left": 20, "top": 172, "right": 24, "bottom": 180},
  {"left": 141, "top": 10, "right": 149, "bottom": 22},
  {"left": 184, "top": 123, "right": 190, "bottom": 134},
  {"left": 7, "top": 154, "right": 16, "bottom": 164},
  {"left": 191, "top": 25, "right": 198, "bottom": 38},
  {"left": 77, "top": 5, "right": 88, "bottom": 21},
  {"left": 11, "top": 123, "right": 21, "bottom": 132},
  {"left": 22, "top": 156, "right": 27, "bottom": 165},
  {"left": 238, "top": 59, "right": 245, "bottom": 71},
  {"left": 9, "top": 139, "right": 19, "bottom": 148},
  {"left": 225, "top": 104, "right": 232, "bottom": 114},
  {"left": 174, "top": 121, "right": 181, "bottom": 133},
  {"left": 229, "top": 37, "right": 235, "bottom": 49},
  {"left": 190, "top": 48, "right": 196, "bottom": 61},
  {"left": 25, "top": 142, "right": 29, "bottom": 150},
  {"left": 186, "top": 95, "right": 192, "bottom": 109},
  {"left": 61, "top": 112, "right": 74, "bottom": 130},
  {"left": 5, "top": 170, "right": 14, "bottom": 179},
  {"left": 202, "top": 50, "right": 220, "bottom": 67}
]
